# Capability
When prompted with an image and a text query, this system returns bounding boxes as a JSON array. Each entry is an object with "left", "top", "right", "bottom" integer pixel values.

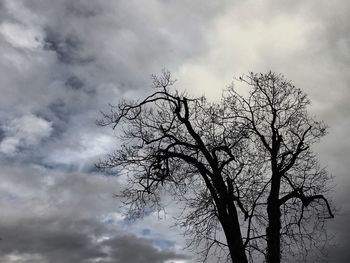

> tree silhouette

[{"left": 97, "top": 71, "right": 334, "bottom": 263}]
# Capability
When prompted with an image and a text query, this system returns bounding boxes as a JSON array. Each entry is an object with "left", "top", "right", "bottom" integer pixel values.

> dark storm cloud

[
  {"left": 0, "top": 221, "right": 185, "bottom": 263},
  {"left": 0, "top": 219, "right": 185, "bottom": 263},
  {"left": 0, "top": 165, "right": 186, "bottom": 263},
  {"left": 101, "top": 235, "right": 186, "bottom": 263},
  {"left": 0, "top": 218, "right": 107, "bottom": 262}
]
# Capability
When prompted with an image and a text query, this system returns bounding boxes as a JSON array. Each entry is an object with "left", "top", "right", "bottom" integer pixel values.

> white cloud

[
  {"left": 175, "top": 1, "right": 317, "bottom": 101},
  {"left": 0, "top": 22, "right": 43, "bottom": 50},
  {"left": 0, "top": 114, "right": 53, "bottom": 155},
  {"left": 44, "top": 132, "right": 115, "bottom": 171}
]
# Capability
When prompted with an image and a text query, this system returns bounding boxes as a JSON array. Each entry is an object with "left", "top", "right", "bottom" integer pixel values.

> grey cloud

[
  {"left": 43, "top": 31, "right": 92, "bottom": 65},
  {"left": 327, "top": 210, "right": 350, "bottom": 262},
  {"left": 65, "top": 1, "right": 102, "bottom": 18},
  {"left": 65, "top": 75, "right": 84, "bottom": 90}
]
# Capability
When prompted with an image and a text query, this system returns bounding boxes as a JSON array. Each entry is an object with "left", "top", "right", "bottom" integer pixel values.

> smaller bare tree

[{"left": 225, "top": 72, "right": 334, "bottom": 262}]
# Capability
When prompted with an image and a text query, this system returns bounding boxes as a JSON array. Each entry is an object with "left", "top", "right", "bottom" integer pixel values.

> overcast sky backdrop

[{"left": 0, "top": 0, "right": 349, "bottom": 262}]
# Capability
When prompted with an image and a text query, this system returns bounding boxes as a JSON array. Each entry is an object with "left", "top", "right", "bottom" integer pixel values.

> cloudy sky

[{"left": 0, "top": 0, "right": 349, "bottom": 262}]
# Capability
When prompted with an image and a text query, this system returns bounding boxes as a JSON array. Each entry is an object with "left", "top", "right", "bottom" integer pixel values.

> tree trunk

[
  {"left": 219, "top": 204, "right": 248, "bottom": 263},
  {"left": 266, "top": 175, "right": 281, "bottom": 263}
]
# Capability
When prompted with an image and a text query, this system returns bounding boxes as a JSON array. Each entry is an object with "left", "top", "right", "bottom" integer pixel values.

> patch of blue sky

[{"left": 154, "top": 239, "right": 176, "bottom": 249}]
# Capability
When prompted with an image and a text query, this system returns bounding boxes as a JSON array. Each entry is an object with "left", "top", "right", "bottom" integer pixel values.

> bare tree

[
  {"left": 225, "top": 72, "right": 334, "bottom": 262},
  {"left": 97, "top": 71, "right": 334, "bottom": 263}
]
